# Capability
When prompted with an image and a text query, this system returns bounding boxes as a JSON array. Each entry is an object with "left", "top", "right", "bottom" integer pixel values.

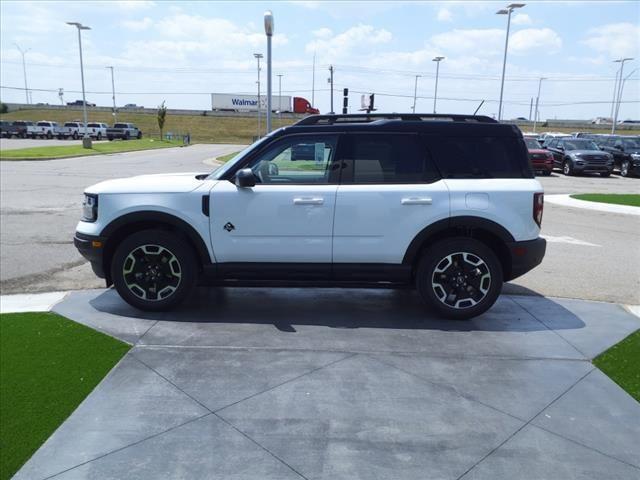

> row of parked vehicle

[
  {"left": 523, "top": 131, "right": 640, "bottom": 178},
  {"left": 0, "top": 120, "right": 143, "bottom": 141}
]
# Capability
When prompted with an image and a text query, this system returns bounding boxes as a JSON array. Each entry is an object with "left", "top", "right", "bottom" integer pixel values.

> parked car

[
  {"left": 86, "top": 122, "right": 109, "bottom": 140},
  {"left": 598, "top": 135, "right": 640, "bottom": 177},
  {"left": 538, "top": 132, "right": 570, "bottom": 146},
  {"left": 0, "top": 121, "right": 20, "bottom": 138},
  {"left": 33, "top": 121, "right": 60, "bottom": 139},
  {"left": 106, "top": 123, "right": 142, "bottom": 140},
  {"left": 58, "top": 121, "right": 86, "bottom": 140},
  {"left": 67, "top": 99, "right": 96, "bottom": 107},
  {"left": 545, "top": 137, "right": 614, "bottom": 176},
  {"left": 74, "top": 113, "right": 546, "bottom": 319},
  {"left": 10, "top": 120, "right": 36, "bottom": 138},
  {"left": 123, "top": 104, "right": 143, "bottom": 109},
  {"left": 525, "top": 137, "right": 553, "bottom": 176}
]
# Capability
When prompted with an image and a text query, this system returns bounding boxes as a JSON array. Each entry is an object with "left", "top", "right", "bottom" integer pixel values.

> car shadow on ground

[{"left": 87, "top": 284, "right": 585, "bottom": 334}]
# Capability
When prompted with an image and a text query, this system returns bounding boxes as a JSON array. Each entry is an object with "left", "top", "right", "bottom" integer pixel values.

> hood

[
  {"left": 528, "top": 149, "right": 549, "bottom": 155},
  {"left": 567, "top": 149, "right": 609, "bottom": 156},
  {"left": 87, "top": 172, "right": 208, "bottom": 194}
]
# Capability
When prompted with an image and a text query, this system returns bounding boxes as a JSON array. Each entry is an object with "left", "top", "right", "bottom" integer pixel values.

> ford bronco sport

[{"left": 74, "top": 114, "right": 546, "bottom": 319}]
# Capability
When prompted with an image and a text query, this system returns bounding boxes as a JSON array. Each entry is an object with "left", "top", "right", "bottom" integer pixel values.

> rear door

[{"left": 332, "top": 133, "right": 449, "bottom": 265}]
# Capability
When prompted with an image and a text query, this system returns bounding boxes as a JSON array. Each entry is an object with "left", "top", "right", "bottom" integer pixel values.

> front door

[{"left": 210, "top": 134, "right": 340, "bottom": 268}]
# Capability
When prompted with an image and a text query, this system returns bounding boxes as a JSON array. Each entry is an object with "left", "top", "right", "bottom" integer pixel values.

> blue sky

[{"left": 1, "top": 0, "right": 638, "bottom": 120}]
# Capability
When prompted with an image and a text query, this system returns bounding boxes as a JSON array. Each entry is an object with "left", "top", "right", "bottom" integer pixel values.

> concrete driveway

[{"left": 14, "top": 288, "right": 640, "bottom": 480}]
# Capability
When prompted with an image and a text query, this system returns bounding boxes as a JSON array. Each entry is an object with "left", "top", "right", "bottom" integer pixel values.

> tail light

[{"left": 533, "top": 193, "right": 544, "bottom": 227}]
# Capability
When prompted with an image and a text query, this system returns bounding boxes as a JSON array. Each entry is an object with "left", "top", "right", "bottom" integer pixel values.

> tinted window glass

[
  {"left": 561, "top": 139, "right": 598, "bottom": 150},
  {"left": 425, "top": 136, "right": 532, "bottom": 179},
  {"left": 524, "top": 138, "right": 541, "bottom": 149},
  {"left": 341, "top": 134, "right": 439, "bottom": 184},
  {"left": 114, "top": 123, "right": 127, "bottom": 128}
]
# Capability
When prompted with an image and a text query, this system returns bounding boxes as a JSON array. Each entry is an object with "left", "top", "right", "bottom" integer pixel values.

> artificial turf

[{"left": 593, "top": 329, "right": 640, "bottom": 402}]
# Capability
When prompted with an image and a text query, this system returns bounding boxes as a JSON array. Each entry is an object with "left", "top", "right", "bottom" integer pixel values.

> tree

[
  {"left": 157, "top": 100, "right": 167, "bottom": 140},
  {"left": 0, "top": 102, "right": 8, "bottom": 114}
]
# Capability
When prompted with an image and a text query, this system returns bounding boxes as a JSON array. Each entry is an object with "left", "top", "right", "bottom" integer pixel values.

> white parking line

[{"left": 541, "top": 234, "right": 601, "bottom": 247}]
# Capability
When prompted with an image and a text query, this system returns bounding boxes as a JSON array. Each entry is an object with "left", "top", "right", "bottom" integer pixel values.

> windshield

[
  {"left": 524, "top": 138, "right": 541, "bottom": 149},
  {"left": 621, "top": 138, "right": 640, "bottom": 149},
  {"left": 207, "top": 135, "right": 274, "bottom": 180},
  {"left": 64, "top": 122, "right": 78, "bottom": 127},
  {"left": 562, "top": 139, "right": 599, "bottom": 151},
  {"left": 114, "top": 123, "right": 127, "bottom": 128}
]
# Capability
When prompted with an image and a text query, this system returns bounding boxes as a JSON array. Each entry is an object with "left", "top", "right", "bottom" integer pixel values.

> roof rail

[{"left": 294, "top": 113, "right": 498, "bottom": 126}]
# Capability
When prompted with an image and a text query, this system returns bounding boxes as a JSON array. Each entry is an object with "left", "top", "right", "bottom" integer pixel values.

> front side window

[
  {"left": 247, "top": 135, "right": 338, "bottom": 184},
  {"left": 341, "top": 134, "right": 439, "bottom": 184}
]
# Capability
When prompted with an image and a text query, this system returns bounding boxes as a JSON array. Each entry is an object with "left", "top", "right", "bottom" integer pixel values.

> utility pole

[
  {"left": 496, "top": 3, "right": 525, "bottom": 121},
  {"left": 13, "top": 43, "right": 30, "bottom": 104},
  {"left": 311, "top": 51, "right": 316, "bottom": 107},
  {"left": 106, "top": 66, "right": 117, "bottom": 122},
  {"left": 328, "top": 65, "right": 334, "bottom": 114},
  {"left": 532, "top": 77, "right": 546, "bottom": 133},
  {"left": 264, "top": 11, "right": 274, "bottom": 133},
  {"left": 67, "top": 22, "right": 91, "bottom": 148},
  {"left": 528, "top": 97, "right": 533, "bottom": 122},
  {"left": 277, "top": 74, "right": 283, "bottom": 124},
  {"left": 254, "top": 53, "right": 263, "bottom": 138},
  {"left": 610, "top": 68, "right": 620, "bottom": 120},
  {"left": 613, "top": 68, "right": 636, "bottom": 134},
  {"left": 612, "top": 57, "right": 633, "bottom": 134},
  {"left": 432, "top": 56, "right": 444, "bottom": 113},
  {"left": 411, "top": 75, "right": 421, "bottom": 113}
]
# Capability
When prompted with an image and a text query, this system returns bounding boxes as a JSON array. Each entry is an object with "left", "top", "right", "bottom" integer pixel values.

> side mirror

[
  {"left": 235, "top": 168, "right": 256, "bottom": 188},
  {"left": 557, "top": 145, "right": 564, "bottom": 151}
]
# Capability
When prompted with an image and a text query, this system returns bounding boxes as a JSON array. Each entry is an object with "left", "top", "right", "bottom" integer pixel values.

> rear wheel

[
  {"left": 136, "top": 131, "right": 142, "bottom": 139},
  {"left": 620, "top": 160, "right": 630, "bottom": 177},
  {"left": 111, "top": 230, "right": 197, "bottom": 311},
  {"left": 416, "top": 238, "right": 503, "bottom": 320},
  {"left": 72, "top": 132, "right": 79, "bottom": 140}
]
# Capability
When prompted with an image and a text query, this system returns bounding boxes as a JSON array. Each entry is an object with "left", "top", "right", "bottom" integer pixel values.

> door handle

[
  {"left": 401, "top": 197, "right": 432, "bottom": 205},
  {"left": 293, "top": 197, "right": 324, "bottom": 205}
]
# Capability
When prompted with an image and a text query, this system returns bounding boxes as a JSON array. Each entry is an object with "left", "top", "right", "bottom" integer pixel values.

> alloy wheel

[
  {"left": 431, "top": 252, "right": 491, "bottom": 309},
  {"left": 122, "top": 244, "right": 182, "bottom": 301}
]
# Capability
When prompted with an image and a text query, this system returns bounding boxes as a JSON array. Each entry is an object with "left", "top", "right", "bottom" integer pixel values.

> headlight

[
  {"left": 82, "top": 193, "right": 98, "bottom": 222},
  {"left": 631, "top": 154, "right": 640, "bottom": 160}
]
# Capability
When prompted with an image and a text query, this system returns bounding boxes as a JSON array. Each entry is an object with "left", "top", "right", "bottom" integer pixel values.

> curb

[
  {"left": 0, "top": 291, "right": 68, "bottom": 313},
  {"left": 546, "top": 194, "right": 640, "bottom": 216}
]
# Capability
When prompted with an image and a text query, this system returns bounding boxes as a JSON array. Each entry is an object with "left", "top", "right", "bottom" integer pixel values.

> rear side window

[
  {"left": 424, "top": 136, "right": 533, "bottom": 179},
  {"left": 341, "top": 134, "right": 440, "bottom": 184},
  {"left": 114, "top": 123, "right": 127, "bottom": 128}
]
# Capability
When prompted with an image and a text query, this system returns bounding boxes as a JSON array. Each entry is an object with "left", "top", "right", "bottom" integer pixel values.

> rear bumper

[
  {"left": 505, "top": 237, "right": 546, "bottom": 281},
  {"left": 74, "top": 232, "right": 107, "bottom": 278}
]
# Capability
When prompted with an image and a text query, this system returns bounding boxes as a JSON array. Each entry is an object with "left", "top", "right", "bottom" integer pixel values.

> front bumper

[
  {"left": 74, "top": 232, "right": 107, "bottom": 278},
  {"left": 505, "top": 237, "right": 546, "bottom": 281},
  {"left": 573, "top": 164, "right": 613, "bottom": 173}
]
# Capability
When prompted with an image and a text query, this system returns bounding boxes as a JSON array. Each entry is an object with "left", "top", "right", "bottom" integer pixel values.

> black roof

[{"left": 274, "top": 113, "right": 521, "bottom": 138}]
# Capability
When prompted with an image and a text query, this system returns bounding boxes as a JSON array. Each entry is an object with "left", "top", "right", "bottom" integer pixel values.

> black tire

[
  {"left": 562, "top": 159, "right": 574, "bottom": 176},
  {"left": 97, "top": 132, "right": 102, "bottom": 140},
  {"left": 600, "top": 171, "right": 611, "bottom": 177},
  {"left": 543, "top": 170, "right": 552, "bottom": 176},
  {"left": 73, "top": 132, "right": 79, "bottom": 140},
  {"left": 415, "top": 238, "right": 503, "bottom": 320},
  {"left": 107, "top": 136, "right": 113, "bottom": 141},
  {"left": 620, "top": 160, "right": 630, "bottom": 177},
  {"left": 137, "top": 131, "right": 142, "bottom": 139},
  {"left": 111, "top": 230, "right": 197, "bottom": 311},
  {"left": 124, "top": 131, "right": 130, "bottom": 140}
]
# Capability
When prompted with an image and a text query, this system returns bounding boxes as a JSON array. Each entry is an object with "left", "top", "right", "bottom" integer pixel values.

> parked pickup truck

[
  {"left": 58, "top": 121, "right": 86, "bottom": 139},
  {"left": 106, "top": 123, "right": 142, "bottom": 140},
  {"left": 33, "top": 121, "right": 61, "bottom": 139},
  {"left": 86, "top": 122, "right": 109, "bottom": 140},
  {"left": 11, "top": 121, "right": 37, "bottom": 138}
]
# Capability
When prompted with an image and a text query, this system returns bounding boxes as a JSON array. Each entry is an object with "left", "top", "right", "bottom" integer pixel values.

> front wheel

[
  {"left": 415, "top": 238, "right": 503, "bottom": 320},
  {"left": 72, "top": 132, "right": 79, "bottom": 140},
  {"left": 563, "top": 160, "right": 574, "bottom": 176},
  {"left": 97, "top": 132, "right": 102, "bottom": 140},
  {"left": 111, "top": 230, "right": 197, "bottom": 311},
  {"left": 136, "top": 131, "right": 142, "bottom": 139},
  {"left": 620, "top": 160, "right": 630, "bottom": 177}
]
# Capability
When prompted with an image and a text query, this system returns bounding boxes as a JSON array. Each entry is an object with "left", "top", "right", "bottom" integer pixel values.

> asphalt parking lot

[
  {"left": 1, "top": 146, "right": 638, "bottom": 304},
  {"left": 12, "top": 288, "right": 640, "bottom": 480}
]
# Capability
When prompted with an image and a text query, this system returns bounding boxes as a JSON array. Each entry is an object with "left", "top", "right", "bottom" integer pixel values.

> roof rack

[{"left": 295, "top": 113, "right": 498, "bottom": 126}]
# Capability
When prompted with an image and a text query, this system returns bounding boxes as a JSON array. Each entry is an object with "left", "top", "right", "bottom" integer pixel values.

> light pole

[
  {"left": 277, "top": 74, "right": 283, "bottom": 124},
  {"left": 496, "top": 3, "right": 525, "bottom": 121},
  {"left": 328, "top": 65, "right": 334, "bottom": 114},
  {"left": 106, "top": 66, "right": 117, "bottom": 123},
  {"left": 612, "top": 57, "right": 633, "bottom": 134},
  {"left": 254, "top": 53, "right": 263, "bottom": 138},
  {"left": 432, "top": 56, "right": 445, "bottom": 113},
  {"left": 532, "top": 77, "right": 546, "bottom": 133},
  {"left": 13, "top": 43, "right": 30, "bottom": 104},
  {"left": 610, "top": 67, "right": 620, "bottom": 120},
  {"left": 264, "top": 10, "right": 274, "bottom": 133},
  {"left": 411, "top": 75, "right": 421, "bottom": 113},
  {"left": 67, "top": 21, "right": 91, "bottom": 148}
]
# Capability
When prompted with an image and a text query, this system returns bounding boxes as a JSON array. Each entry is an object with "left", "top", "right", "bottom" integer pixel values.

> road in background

[
  {"left": 1, "top": 154, "right": 638, "bottom": 303},
  {"left": 0, "top": 138, "right": 110, "bottom": 149}
]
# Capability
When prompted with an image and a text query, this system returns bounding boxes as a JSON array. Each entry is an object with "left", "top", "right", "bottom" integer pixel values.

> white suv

[{"left": 74, "top": 114, "right": 546, "bottom": 319}]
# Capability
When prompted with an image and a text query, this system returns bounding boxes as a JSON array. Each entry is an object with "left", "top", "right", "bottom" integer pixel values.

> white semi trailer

[{"left": 210, "top": 93, "right": 318, "bottom": 114}]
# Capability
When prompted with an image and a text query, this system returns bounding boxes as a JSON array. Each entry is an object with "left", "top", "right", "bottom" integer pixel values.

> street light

[
  {"left": 411, "top": 75, "right": 421, "bottom": 113},
  {"left": 254, "top": 53, "right": 263, "bottom": 138},
  {"left": 67, "top": 21, "right": 92, "bottom": 148},
  {"left": 277, "top": 74, "right": 283, "bottom": 124},
  {"left": 432, "top": 56, "right": 445, "bottom": 114},
  {"left": 264, "top": 10, "right": 274, "bottom": 133},
  {"left": 532, "top": 77, "right": 546, "bottom": 133},
  {"left": 13, "top": 43, "right": 30, "bottom": 104},
  {"left": 106, "top": 66, "right": 117, "bottom": 122},
  {"left": 612, "top": 57, "right": 633, "bottom": 134},
  {"left": 496, "top": 3, "right": 525, "bottom": 121}
]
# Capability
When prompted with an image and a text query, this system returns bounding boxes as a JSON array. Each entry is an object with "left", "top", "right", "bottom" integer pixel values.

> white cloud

[
  {"left": 121, "top": 17, "right": 153, "bottom": 31},
  {"left": 312, "top": 27, "right": 332, "bottom": 38},
  {"left": 512, "top": 13, "right": 532, "bottom": 26},
  {"left": 112, "top": 1, "right": 155, "bottom": 10},
  {"left": 431, "top": 29, "right": 504, "bottom": 56},
  {"left": 305, "top": 24, "right": 392, "bottom": 59},
  {"left": 510, "top": 28, "right": 562, "bottom": 54},
  {"left": 583, "top": 22, "right": 640, "bottom": 58},
  {"left": 437, "top": 7, "right": 453, "bottom": 22}
]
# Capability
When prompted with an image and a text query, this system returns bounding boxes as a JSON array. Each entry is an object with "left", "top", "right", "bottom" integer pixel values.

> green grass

[
  {"left": 0, "top": 138, "right": 184, "bottom": 160},
  {"left": 0, "top": 312, "right": 130, "bottom": 480},
  {"left": 571, "top": 193, "right": 640, "bottom": 207},
  {"left": 216, "top": 151, "right": 241, "bottom": 163},
  {"left": 594, "top": 330, "right": 640, "bottom": 402}
]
